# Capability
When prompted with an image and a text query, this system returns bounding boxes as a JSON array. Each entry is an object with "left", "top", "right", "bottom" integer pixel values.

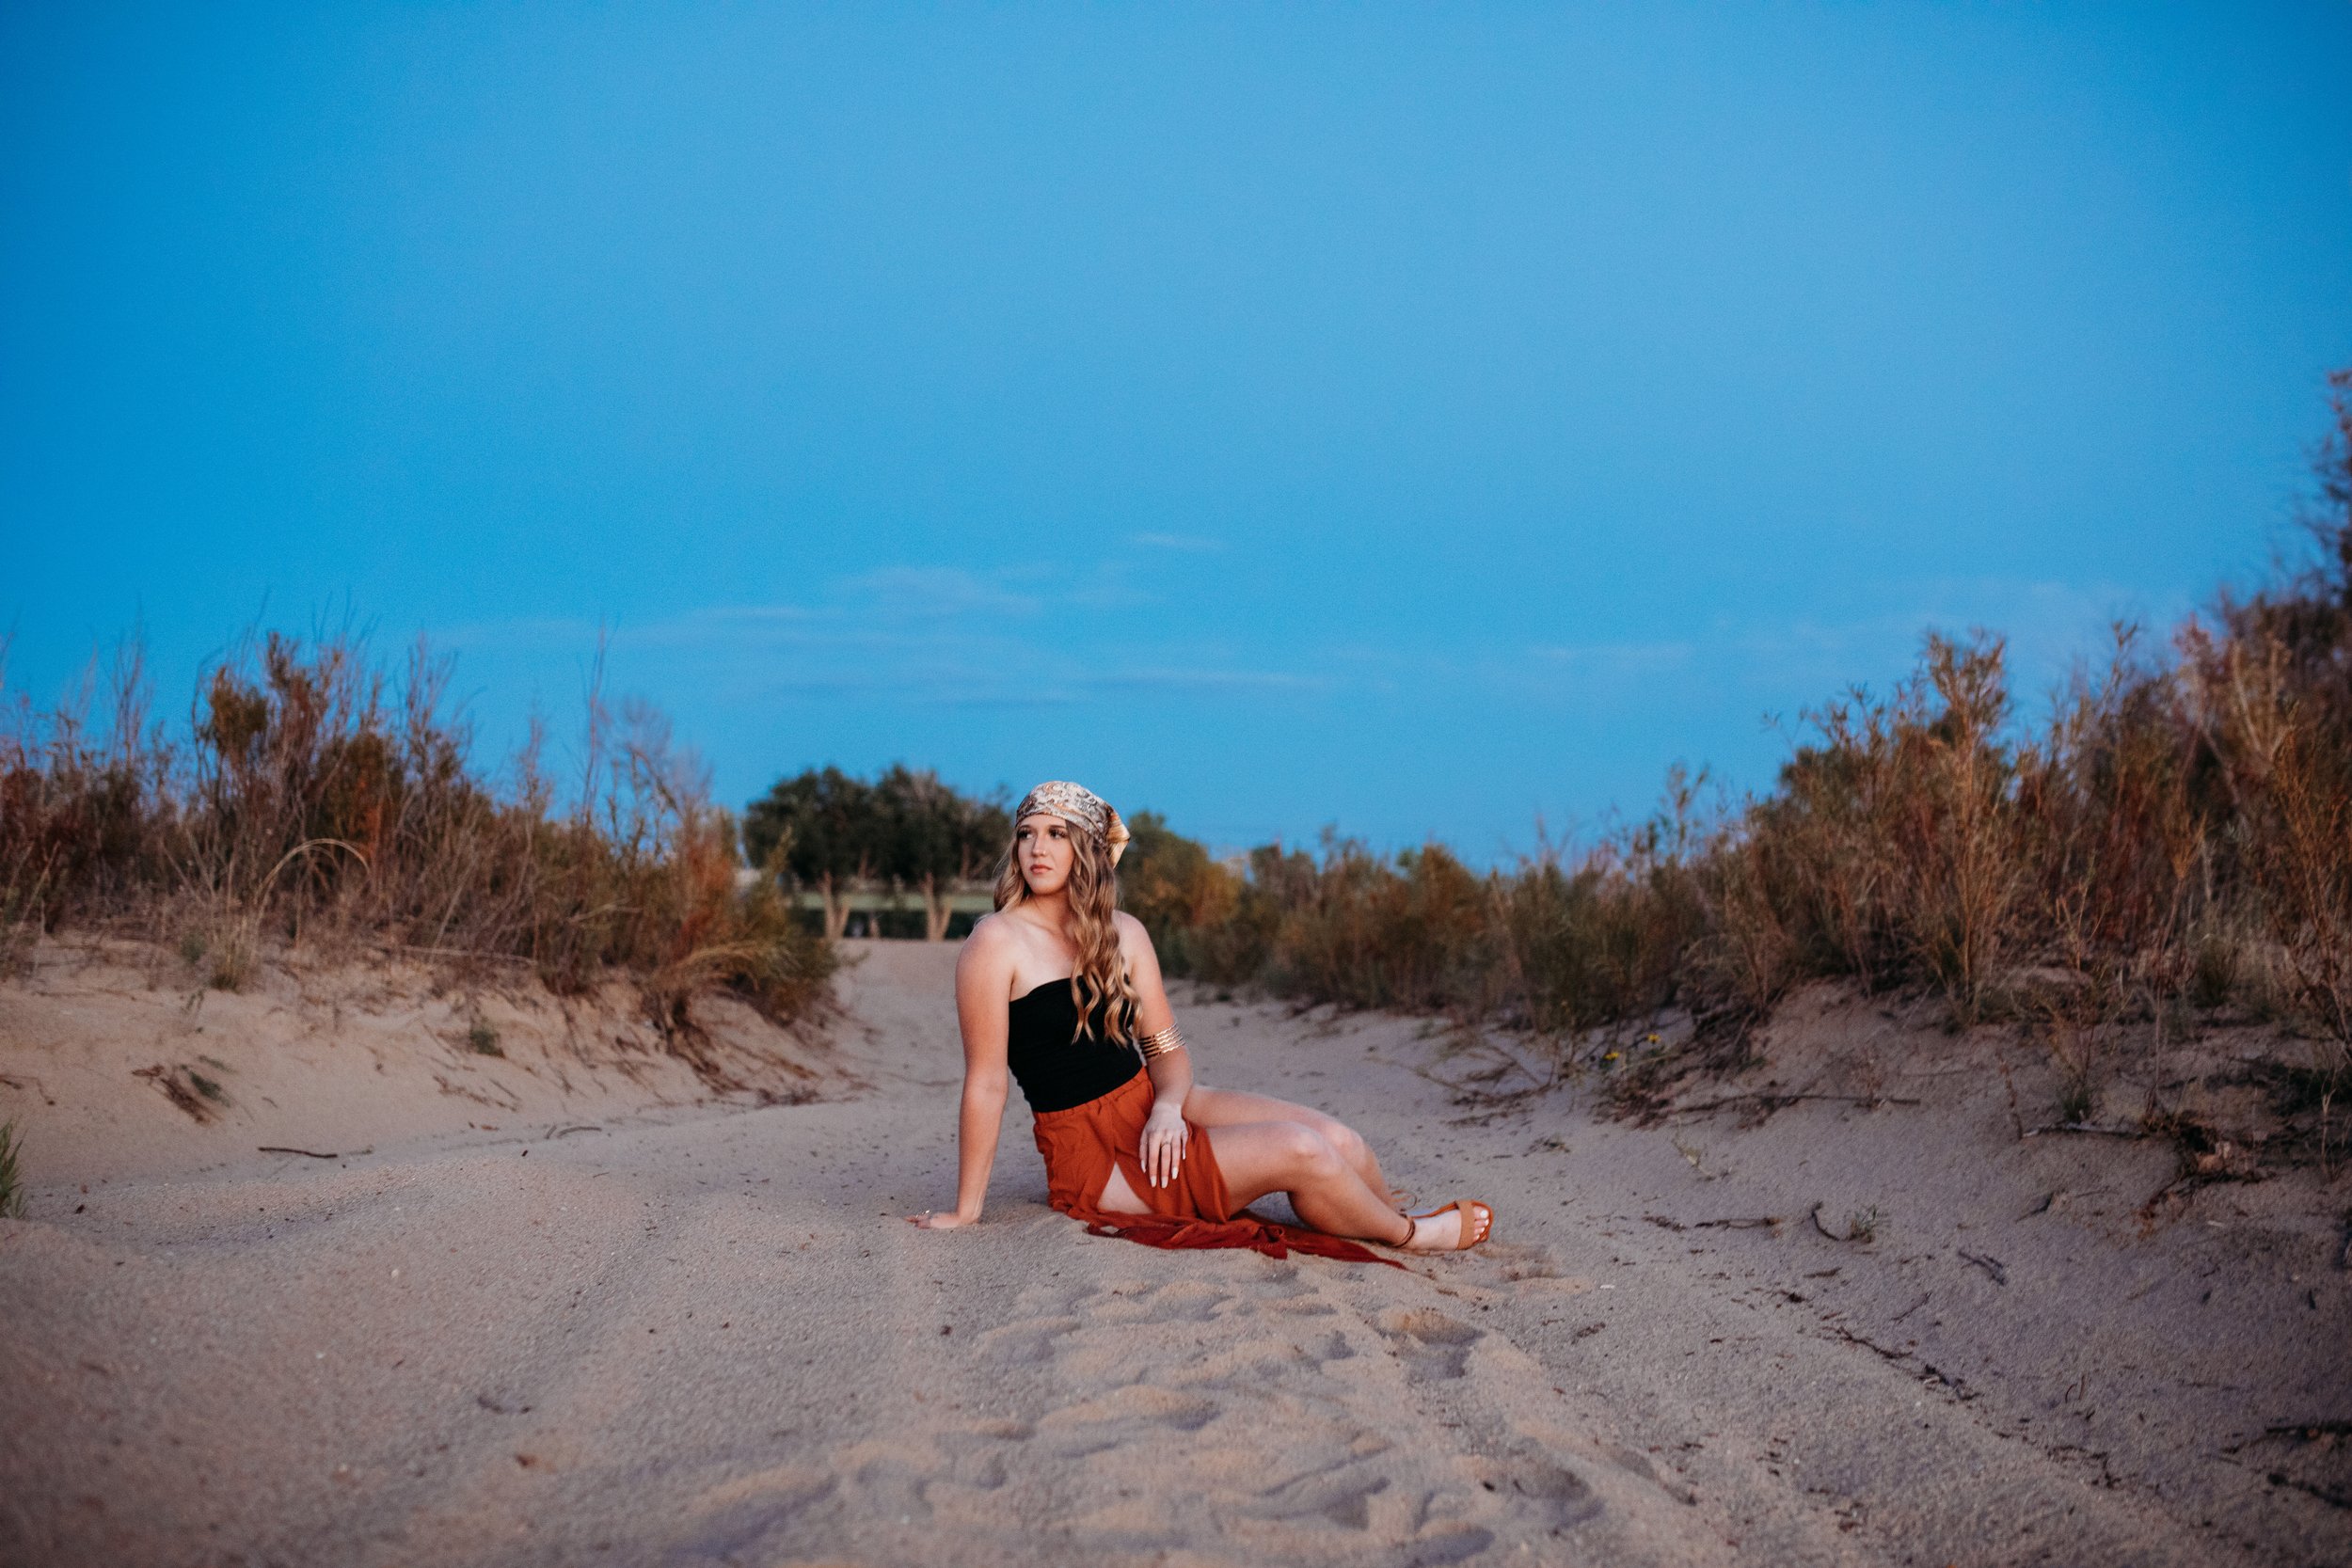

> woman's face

[{"left": 1016, "top": 814, "right": 1077, "bottom": 896}]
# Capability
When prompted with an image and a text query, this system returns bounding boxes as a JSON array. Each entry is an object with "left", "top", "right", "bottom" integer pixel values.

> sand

[{"left": 2, "top": 937, "right": 2346, "bottom": 1566}]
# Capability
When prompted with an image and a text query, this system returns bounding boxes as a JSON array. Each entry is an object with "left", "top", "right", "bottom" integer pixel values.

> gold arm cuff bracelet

[{"left": 1136, "top": 1023, "right": 1186, "bottom": 1059}]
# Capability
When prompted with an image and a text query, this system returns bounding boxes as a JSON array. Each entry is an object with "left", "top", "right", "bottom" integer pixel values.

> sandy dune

[{"left": 2, "top": 938, "right": 2346, "bottom": 1565}]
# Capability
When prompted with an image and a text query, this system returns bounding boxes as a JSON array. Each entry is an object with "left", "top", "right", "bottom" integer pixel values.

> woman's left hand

[{"left": 1139, "top": 1102, "right": 1188, "bottom": 1188}]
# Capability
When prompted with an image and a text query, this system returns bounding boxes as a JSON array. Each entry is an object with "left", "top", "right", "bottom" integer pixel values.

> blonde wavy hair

[{"left": 994, "top": 816, "right": 1136, "bottom": 1045}]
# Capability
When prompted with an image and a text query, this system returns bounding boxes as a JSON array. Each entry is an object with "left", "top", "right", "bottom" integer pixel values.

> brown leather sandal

[{"left": 1396, "top": 1200, "right": 1493, "bottom": 1251}]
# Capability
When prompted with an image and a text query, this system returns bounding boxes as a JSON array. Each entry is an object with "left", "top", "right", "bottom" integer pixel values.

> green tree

[
  {"left": 874, "top": 765, "right": 1010, "bottom": 939},
  {"left": 742, "top": 767, "right": 876, "bottom": 938},
  {"left": 745, "top": 765, "right": 1010, "bottom": 940}
]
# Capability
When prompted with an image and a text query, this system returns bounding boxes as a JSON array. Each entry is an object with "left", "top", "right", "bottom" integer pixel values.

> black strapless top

[{"left": 1006, "top": 979, "right": 1143, "bottom": 1114}]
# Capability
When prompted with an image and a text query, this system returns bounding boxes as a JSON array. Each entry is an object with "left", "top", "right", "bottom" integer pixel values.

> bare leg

[
  {"left": 1197, "top": 1121, "right": 1467, "bottom": 1249},
  {"left": 1183, "top": 1085, "right": 1404, "bottom": 1207},
  {"left": 1096, "top": 1161, "right": 1155, "bottom": 1215}
]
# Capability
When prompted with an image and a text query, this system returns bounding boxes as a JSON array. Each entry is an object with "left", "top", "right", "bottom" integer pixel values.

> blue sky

[{"left": 6, "top": 4, "right": 2349, "bottom": 857}]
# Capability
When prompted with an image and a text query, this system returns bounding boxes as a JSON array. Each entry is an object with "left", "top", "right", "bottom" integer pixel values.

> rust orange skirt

[{"left": 1030, "top": 1069, "right": 1398, "bottom": 1267}]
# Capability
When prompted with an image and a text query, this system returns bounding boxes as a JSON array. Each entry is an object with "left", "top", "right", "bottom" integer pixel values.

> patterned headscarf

[{"left": 1014, "top": 780, "right": 1132, "bottom": 865}]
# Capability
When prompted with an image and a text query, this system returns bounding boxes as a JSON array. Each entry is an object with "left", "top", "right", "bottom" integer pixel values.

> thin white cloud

[
  {"left": 1720, "top": 575, "right": 2185, "bottom": 703},
  {"left": 437, "top": 569, "right": 1321, "bottom": 710},
  {"left": 687, "top": 604, "right": 822, "bottom": 625},
  {"left": 1526, "top": 641, "right": 1696, "bottom": 677},
  {"left": 1129, "top": 531, "right": 1226, "bottom": 552},
  {"left": 833, "top": 565, "right": 1043, "bottom": 619},
  {"left": 1095, "top": 666, "right": 1327, "bottom": 693}
]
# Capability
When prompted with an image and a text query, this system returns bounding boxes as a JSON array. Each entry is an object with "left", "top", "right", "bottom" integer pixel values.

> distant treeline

[
  {"left": 1117, "top": 372, "right": 2352, "bottom": 1100},
  {"left": 0, "top": 639, "right": 833, "bottom": 1066},
  {"left": 742, "top": 766, "right": 1010, "bottom": 940}
]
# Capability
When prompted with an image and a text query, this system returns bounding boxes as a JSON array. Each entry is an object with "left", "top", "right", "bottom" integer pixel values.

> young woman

[{"left": 907, "top": 780, "right": 1492, "bottom": 1259}]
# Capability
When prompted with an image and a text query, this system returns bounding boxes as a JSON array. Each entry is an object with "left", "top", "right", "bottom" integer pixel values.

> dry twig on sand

[
  {"left": 1668, "top": 1091, "right": 1920, "bottom": 1119},
  {"left": 1808, "top": 1201, "right": 1880, "bottom": 1243},
  {"left": 2022, "top": 1121, "right": 2147, "bottom": 1139},
  {"left": 1958, "top": 1249, "right": 2009, "bottom": 1286}
]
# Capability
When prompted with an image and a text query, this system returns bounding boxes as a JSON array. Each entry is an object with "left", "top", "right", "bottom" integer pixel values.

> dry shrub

[
  {"left": 1140, "top": 786, "right": 1709, "bottom": 1037},
  {"left": 1708, "top": 634, "right": 2030, "bottom": 1025},
  {"left": 1119, "top": 810, "right": 1244, "bottom": 978},
  {"left": 1259, "top": 838, "right": 1503, "bottom": 1015},
  {"left": 1500, "top": 772, "right": 1709, "bottom": 1036},
  {"left": 0, "top": 630, "right": 834, "bottom": 1050}
]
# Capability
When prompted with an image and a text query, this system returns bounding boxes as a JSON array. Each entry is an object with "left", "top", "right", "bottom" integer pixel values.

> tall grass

[
  {"left": 1125, "top": 372, "right": 2352, "bottom": 1105},
  {"left": 0, "top": 630, "right": 834, "bottom": 1048}
]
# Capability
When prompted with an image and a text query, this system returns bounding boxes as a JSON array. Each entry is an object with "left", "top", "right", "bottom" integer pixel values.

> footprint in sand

[
  {"left": 972, "top": 1313, "right": 1078, "bottom": 1366},
  {"left": 1374, "top": 1306, "right": 1485, "bottom": 1382},
  {"left": 675, "top": 1465, "right": 838, "bottom": 1561}
]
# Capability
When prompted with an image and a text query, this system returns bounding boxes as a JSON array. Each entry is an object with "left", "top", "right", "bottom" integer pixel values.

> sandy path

[{"left": 3, "top": 941, "right": 2344, "bottom": 1565}]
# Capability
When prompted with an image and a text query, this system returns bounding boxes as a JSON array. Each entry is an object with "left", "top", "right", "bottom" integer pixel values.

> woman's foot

[{"left": 1394, "top": 1200, "right": 1493, "bottom": 1252}]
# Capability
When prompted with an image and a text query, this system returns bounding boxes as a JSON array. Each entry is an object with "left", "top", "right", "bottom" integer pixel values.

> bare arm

[
  {"left": 1120, "top": 915, "right": 1196, "bottom": 1189},
  {"left": 908, "top": 923, "right": 1015, "bottom": 1229}
]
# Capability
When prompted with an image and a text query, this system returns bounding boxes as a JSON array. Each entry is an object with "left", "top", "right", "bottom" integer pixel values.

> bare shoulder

[
  {"left": 1114, "top": 911, "right": 1162, "bottom": 965},
  {"left": 964, "top": 910, "right": 1019, "bottom": 950},
  {"left": 956, "top": 913, "right": 1021, "bottom": 986}
]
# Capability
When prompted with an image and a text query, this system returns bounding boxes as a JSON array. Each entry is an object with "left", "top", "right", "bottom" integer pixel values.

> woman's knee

[
  {"left": 1317, "top": 1117, "right": 1369, "bottom": 1166},
  {"left": 1214, "top": 1119, "right": 1348, "bottom": 1199},
  {"left": 1279, "top": 1123, "right": 1345, "bottom": 1181}
]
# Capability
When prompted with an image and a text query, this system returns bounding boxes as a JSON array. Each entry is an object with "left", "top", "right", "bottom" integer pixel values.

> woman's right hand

[{"left": 907, "top": 1207, "right": 978, "bottom": 1229}]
